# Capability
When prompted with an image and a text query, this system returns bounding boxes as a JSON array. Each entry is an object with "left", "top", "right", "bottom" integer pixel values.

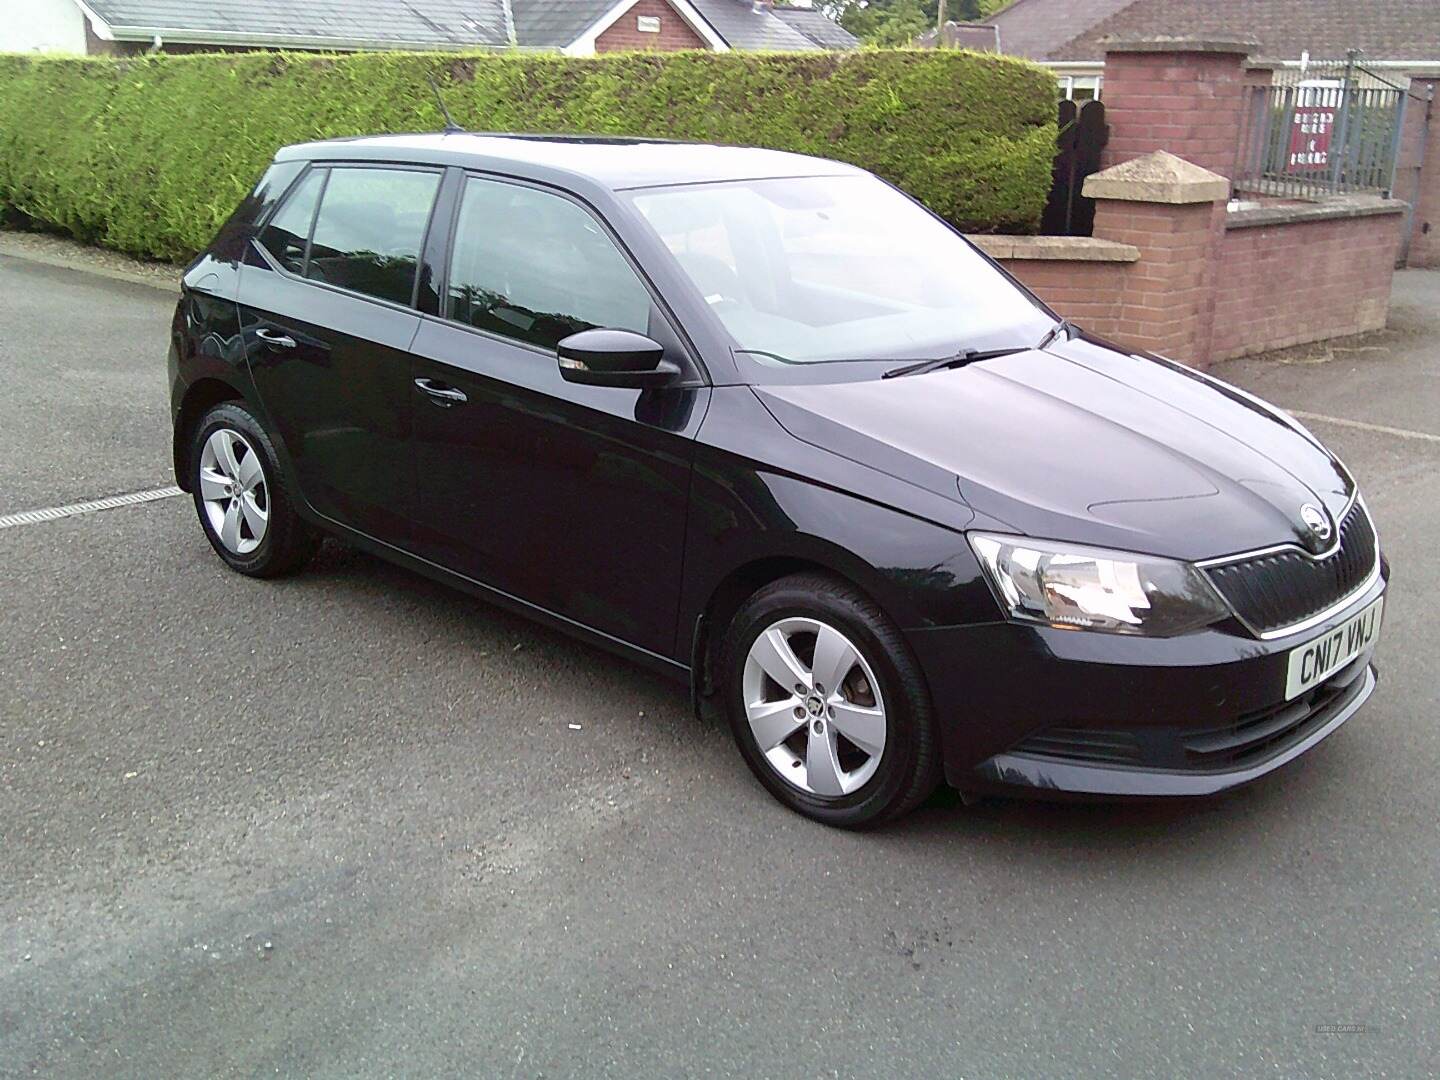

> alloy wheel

[
  {"left": 742, "top": 617, "right": 887, "bottom": 797},
  {"left": 198, "top": 428, "right": 269, "bottom": 555}
]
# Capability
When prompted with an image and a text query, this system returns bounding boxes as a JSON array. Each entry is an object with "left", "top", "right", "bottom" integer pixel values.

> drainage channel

[{"left": 0, "top": 486, "right": 185, "bottom": 530}]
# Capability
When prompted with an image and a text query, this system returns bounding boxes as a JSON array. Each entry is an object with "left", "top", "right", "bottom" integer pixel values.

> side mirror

[{"left": 557, "top": 328, "right": 681, "bottom": 388}]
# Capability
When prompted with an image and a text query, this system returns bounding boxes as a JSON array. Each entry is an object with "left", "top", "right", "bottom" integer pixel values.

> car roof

[{"left": 275, "top": 132, "right": 862, "bottom": 190}]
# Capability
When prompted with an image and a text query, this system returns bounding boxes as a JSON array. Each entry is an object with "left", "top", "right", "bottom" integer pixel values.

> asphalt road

[{"left": 2, "top": 252, "right": 1438, "bottom": 1078}]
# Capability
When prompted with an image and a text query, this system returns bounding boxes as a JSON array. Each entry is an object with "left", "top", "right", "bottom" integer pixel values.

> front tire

[
  {"left": 190, "top": 401, "right": 318, "bottom": 577},
  {"left": 720, "top": 573, "right": 942, "bottom": 828}
]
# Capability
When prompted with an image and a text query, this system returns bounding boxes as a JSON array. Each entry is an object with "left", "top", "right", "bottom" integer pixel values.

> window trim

[
  {"left": 298, "top": 166, "right": 330, "bottom": 277},
  {"left": 249, "top": 159, "right": 447, "bottom": 317},
  {"left": 426, "top": 168, "right": 708, "bottom": 385}
]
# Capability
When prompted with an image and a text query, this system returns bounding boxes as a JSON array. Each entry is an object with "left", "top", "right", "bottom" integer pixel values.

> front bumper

[{"left": 906, "top": 565, "right": 1386, "bottom": 799}]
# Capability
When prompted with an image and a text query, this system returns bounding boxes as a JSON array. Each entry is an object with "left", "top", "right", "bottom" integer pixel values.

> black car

[{"left": 169, "top": 134, "right": 1386, "bottom": 827}]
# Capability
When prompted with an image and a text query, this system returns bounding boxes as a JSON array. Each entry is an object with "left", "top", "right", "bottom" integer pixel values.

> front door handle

[
  {"left": 255, "top": 327, "right": 297, "bottom": 349},
  {"left": 414, "top": 378, "right": 467, "bottom": 406}
]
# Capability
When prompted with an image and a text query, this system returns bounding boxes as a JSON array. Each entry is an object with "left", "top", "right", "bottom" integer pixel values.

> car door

[
  {"left": 239, "top": 162, "right": 442, "bottom": 543},
  {"left": 407, "top": 173, "right": 709, "bottom": 658}
]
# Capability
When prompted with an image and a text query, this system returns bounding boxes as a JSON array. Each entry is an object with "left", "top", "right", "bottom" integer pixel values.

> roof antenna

[{"left": 426, "top": 74, "right": 465, "bottom": 135}]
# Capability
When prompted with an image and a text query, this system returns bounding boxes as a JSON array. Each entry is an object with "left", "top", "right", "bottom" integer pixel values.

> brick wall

[
  {"left": 1390, "top": 79, "right": 1430, "bottom": 264},
  {"left": 983, "top": 198, "right": 1400, "bottom": 368},
  {"left": 1212, "top": 211, "right": 1402, "bottom": 361},
  {"left": 1407, "top": 79, "right": 1440, "bottom": 269},
  {"left": 1001, "top": 259, "right": 1130, "bottom": 342},
  {"left": 1101, "top": 45, "right": 1251, "bottom": 180},
  {"left": 1092, "top": 198, "right": 1223, "bottom": 360},
  {"left": 969, "top": 237, "right": 1137, "bottom": 343},
  {"left": 595, "top": 0, "right": 707, "bottom": 51}
]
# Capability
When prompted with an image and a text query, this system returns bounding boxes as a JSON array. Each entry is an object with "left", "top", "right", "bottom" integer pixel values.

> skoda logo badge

[{"left": 1300, "top": 503, "right": 1332, "bottom": 544}]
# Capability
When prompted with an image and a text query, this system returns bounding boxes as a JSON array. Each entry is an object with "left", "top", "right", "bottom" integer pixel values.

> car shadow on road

[{"left": 291, "top": 539, "right": 1346, "bottom": 861}]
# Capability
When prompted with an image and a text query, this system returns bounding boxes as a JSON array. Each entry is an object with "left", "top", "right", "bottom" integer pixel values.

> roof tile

[{"left": 1051, "top": 0, "right": 1440, "bottom": 62}]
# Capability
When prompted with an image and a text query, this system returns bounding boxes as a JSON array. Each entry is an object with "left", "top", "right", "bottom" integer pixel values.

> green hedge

[{"left": 0, "top": 48, "right": 1055, "bottom": 262}]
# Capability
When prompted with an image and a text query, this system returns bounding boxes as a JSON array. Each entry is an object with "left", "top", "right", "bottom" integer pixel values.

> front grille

[
  {"left": 1010, "top": 727, "right": 1143, "bottom": 766},
  {"left": 1204, "top": 499, "right": 1376, "bottom": 635}
]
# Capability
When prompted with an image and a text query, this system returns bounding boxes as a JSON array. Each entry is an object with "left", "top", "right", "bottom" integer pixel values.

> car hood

[{"left": 754, "top": 336, "right": 1353, "bottom": 562}]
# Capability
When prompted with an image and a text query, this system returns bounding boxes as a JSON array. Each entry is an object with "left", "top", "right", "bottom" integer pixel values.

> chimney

[{"left": 751, "top": 0, "right": 774, "bottom": 11}]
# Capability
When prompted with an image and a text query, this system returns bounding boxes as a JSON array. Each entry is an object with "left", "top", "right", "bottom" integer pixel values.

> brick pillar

[
  {"left": 1083, "top": 150, "right": 1230, "bottom": 366},
  {"left": 1406, "top": 79, "right": 1440, "bottom": 268},
  {"left": 1100, "top": 38, "right": 1256, "bottom": 181}
]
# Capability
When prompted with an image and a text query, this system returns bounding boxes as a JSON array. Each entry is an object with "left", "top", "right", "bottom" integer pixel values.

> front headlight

[{"left": 969, "top": 533, "right": 1230, "bottom": 636}]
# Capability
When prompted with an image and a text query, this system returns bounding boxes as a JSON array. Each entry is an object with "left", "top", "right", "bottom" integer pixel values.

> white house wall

[{"left": 0, "top": 0, "right": 89, "bottom": 53}]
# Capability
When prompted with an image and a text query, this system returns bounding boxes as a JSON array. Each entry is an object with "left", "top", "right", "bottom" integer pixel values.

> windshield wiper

[
  {"left": 1036, "top": 317, "right": 1078, "bottom": 351},
  {"left": 881, "top": 345, "right": 1029, "bottom": 380}
]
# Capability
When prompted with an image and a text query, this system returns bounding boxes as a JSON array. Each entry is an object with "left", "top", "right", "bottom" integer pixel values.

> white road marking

[
  {"left": 1287, "top": 409, "right": 1440, "bottom": 444},
  {"left": 0, "top": 486, "right": 184, "bottom": 530}
]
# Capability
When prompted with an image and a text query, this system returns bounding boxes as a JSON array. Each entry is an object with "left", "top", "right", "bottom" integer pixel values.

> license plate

[{"left": 1285, "top": 597, "right": 1383, "bottom": 700}]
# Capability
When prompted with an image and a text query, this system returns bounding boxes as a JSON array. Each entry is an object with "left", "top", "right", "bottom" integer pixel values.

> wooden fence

[{"left": 1042, "top": 99, "right": 1108, "bottom": 237}]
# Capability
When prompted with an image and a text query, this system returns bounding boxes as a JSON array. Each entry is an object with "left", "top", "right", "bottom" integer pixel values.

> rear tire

[
  {"left": 720, "top": 572, "right": 942, "bottom": 828},
  {"left": 190, "top": 401, "right": 319, "bottom": 578}
]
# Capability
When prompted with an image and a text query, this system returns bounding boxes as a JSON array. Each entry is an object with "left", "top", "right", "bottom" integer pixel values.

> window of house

[
  {"left": 304, "top": 167, "right": 441, "bottom": 306},
  {"left": 445, "top": 176, "right": 652, "bottom": 351},
  {"left": 256, "top": 167, "right": 326, "bottom": 274},
  {"left": 1058, "top": 74, "right": 1103, "bottom": 101}
]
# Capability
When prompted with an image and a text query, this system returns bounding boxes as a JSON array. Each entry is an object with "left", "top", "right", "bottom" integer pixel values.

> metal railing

[{"left": 1236, "top": 53, "right": 1411, "bottom": 199}]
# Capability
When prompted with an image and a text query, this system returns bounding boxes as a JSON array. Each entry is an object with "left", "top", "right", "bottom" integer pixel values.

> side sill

[{"left": 304, "top": 510, "right": 693, "bottom": 686}]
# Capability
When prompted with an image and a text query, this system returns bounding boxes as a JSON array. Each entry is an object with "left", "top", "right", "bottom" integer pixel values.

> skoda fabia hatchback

[{"left": 170, "top": 135, "right": 1387, "bottom": 827}]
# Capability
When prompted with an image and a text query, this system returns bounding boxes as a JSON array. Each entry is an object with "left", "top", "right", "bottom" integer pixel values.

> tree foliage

[{"left": 833, "top": 0, "right": 1007, "bottom": 47}]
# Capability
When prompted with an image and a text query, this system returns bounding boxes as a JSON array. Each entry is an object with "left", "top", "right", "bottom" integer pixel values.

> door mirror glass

[{"left": 557, "top": 328, "right": 679, "bottom": 388}]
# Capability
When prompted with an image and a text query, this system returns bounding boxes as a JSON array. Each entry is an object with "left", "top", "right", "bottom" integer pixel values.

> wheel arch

[
  {"left": 172, "top": 377, "right": 248, "bottom": 491},
  {"left": 690, "top": 549, "right": 892, "bottom": 702}
]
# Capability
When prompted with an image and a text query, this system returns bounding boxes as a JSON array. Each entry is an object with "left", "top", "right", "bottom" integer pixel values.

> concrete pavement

[{"left": 2, "top": 253, "right": 1437, "bottom": 1078}]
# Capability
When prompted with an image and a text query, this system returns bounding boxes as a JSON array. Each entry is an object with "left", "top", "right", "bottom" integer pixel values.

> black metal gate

[
  {"left": 1236, "top": 52, "right": 1425, "bottom": 199},
  {"left": 1042, "top": 98, "right": 1108, "bottom": 237}
]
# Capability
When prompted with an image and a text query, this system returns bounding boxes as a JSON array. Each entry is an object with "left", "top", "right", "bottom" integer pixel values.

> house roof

[
  {"left": 511, "top": 0, "right": 611, "bottom": 47},
  {"left": 1050, "top": 0, "right": 1440, "bottom": 62},
  {"left": 81, "top": 0, "right": 845, "bottom": 51},
  {"left": 771, "top": 6, "right": 859, "bottom": 50},
  {"left": 81, "top": 0, "right": 512, "bottom": 49},
  {"left": 687, "top": 0, "right": 820, "bottom": 51},
  {"left": 986, "top": 0, "right": 1136, "bottom": 60},
  {"left": 913, "top": 21, "right": 1000, "bottom": 51}
]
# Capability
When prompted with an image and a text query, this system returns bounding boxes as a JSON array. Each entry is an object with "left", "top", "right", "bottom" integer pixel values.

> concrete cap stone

[
  {"left": 1102, "top": 36, "right": 1257, "bottom": 56},
  {"left": 967, "top": 235, "right": 1140, "bottom": 262},
  {"left": 1083, "top": 151, "right": 1230, "bottom": 204}
]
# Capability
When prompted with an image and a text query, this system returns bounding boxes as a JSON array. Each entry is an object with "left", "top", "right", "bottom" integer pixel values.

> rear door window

[
  {"left": 304, "top": 167, "right": 441, "bottom": 306},
  {"left": 445, "top": 176, "right": 651, "bottom": 351}
]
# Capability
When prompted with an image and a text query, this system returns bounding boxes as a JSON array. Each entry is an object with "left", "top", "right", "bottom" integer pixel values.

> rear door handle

[
  {"left": 255, "top": 327, "right": 297, "bottom": 349},
  {"left": 414, "top": 378, "right": 467, "bottom": 405}
]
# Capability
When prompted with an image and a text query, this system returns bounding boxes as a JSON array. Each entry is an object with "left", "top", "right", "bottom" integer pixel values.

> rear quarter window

[
  {"left": 256, "top": 167, "right": 326, "bottom": 274},
  {"left": 209, "top": 159, "right": 306, "bottom": 262}
]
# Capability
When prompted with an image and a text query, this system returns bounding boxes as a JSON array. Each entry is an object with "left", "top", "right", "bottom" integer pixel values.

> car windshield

[{"left": 627, "top": 174, "right": 1053, "bottom": 369}]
